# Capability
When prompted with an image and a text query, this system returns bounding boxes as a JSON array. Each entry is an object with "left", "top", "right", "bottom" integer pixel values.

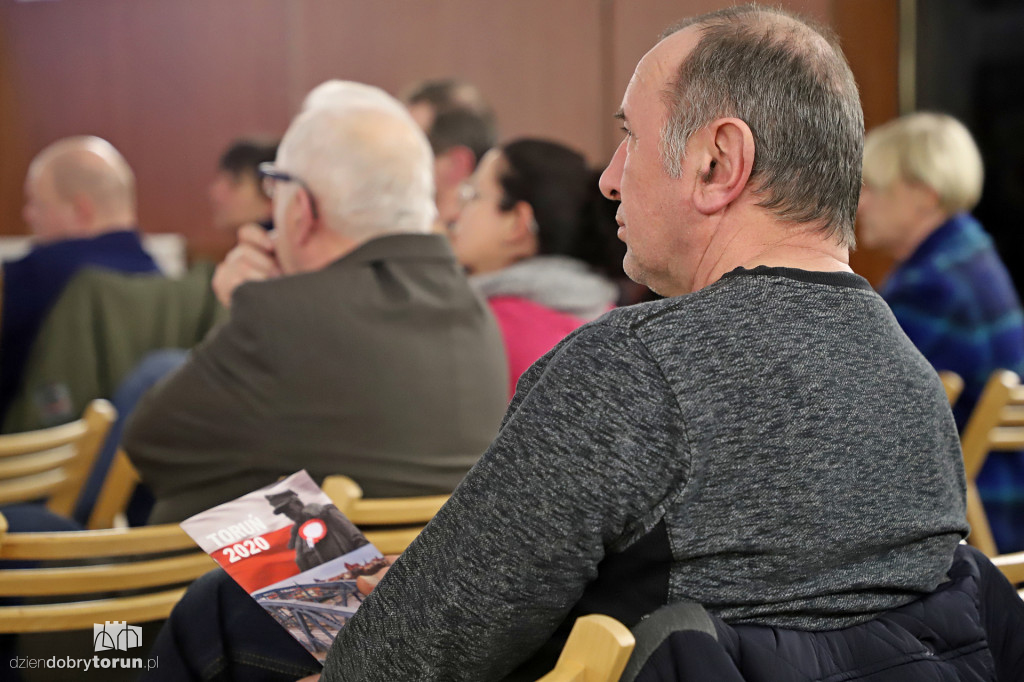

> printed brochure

[{"left": 180, "top": 470, "right": 393, "bottom": 662}]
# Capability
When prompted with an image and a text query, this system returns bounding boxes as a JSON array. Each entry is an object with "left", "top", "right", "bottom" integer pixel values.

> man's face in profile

[
  {"left": 23, "top": 166, "right": 76, "bottom": 243},
  {"left": 599, "top": 26, "right": 704, "bottom": 297}
]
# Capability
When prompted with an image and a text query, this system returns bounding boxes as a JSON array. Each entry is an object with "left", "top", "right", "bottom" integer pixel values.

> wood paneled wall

[{"left": 0, "top": 0, "right": 892, "bottom": 276}]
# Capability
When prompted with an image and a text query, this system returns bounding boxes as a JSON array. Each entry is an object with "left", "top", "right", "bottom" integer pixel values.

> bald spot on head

[{"left": 28, "top": 136, "right": 137, "bottom": 233}]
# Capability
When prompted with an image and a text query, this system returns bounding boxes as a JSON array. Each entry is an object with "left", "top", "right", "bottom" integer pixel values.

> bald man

[
  {"left": 0, "top": 136, "right": 158, "bottom": 425},
  {"left": 123, "top": 83, "right": 507, "bottom": 524}
]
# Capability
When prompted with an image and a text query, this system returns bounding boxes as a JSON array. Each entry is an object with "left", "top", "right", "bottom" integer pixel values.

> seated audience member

[
  {"left": 122, "top": 83, "right": 507, "bottom": 524},
  {"left": 208, "top": 137, "right": 279, "bottom": 232},
  {"left": 858, "top": 113, "right": 1024, "bottom": 552},
  {"left": 145, "top": 7, "right": 972, "bottom": 682},
  {"left": 452, "top": 139, "right": 620, "bottom": 394},
  {"left": 0, "top": 136, "right": 159, "bottom": 427},
  {"left": 320, "top": 7, "right": 968, "bottom": 680},
  {"left": 403, "top": 78, "right": 498, "bottom": 232}
]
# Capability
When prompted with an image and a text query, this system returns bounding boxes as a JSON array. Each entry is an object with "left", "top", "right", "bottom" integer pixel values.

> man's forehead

[{"left": 623, "top": 25, "right": 700, "bottom": 115}]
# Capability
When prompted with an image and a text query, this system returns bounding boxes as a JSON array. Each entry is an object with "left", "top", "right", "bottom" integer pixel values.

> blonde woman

[{"left": 858, "top": 112, "right": 1024, "bottom": 552}]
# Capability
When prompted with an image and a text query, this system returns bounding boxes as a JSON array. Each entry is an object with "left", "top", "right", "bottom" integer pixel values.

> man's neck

[
  {"left": 293, "top": 231, "right": 367, "bottom": 274},
  {"left": 689, "top": 213, "right": 850, "bottom": 293}
]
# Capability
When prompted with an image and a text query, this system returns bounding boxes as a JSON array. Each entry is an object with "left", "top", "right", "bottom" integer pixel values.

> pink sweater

[{"left": 487, "top": 295, "right": 588, "bottom": 398}]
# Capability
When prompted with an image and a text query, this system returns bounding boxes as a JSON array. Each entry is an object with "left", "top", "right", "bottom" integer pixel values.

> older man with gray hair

[
  {"left": 319, "top": 5, "right": 975, "bottom": 680},
  {"left": 123, "top": 83, "right": 507, "bottom": 524}
]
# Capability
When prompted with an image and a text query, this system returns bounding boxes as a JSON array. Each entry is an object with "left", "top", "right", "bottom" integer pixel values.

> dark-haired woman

[{"left": 451, "top": 139, "right": 622, "bottom": 396}]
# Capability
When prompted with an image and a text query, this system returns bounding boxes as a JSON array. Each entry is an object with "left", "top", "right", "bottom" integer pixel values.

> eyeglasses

[{"left": 258, "top": 162, "right": 319, "bottom": 220}]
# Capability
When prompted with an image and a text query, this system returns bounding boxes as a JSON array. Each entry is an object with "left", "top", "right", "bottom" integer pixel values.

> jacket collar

[{"left": 330, "top": 233, "right": 455, "bottom": 268}]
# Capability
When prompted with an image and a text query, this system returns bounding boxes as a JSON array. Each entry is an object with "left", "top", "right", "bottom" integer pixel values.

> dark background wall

[
  {"left": 915, "top": 0, "right": 1024, "bottom": 291},
  {"left": 1, "top": 0, "right": 900, "bottom": 279}
]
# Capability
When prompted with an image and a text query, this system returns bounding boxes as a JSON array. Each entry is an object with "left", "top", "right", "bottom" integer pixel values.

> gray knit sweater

[{"left": 323, "top": 266, "right": 968, "bottom": 681}]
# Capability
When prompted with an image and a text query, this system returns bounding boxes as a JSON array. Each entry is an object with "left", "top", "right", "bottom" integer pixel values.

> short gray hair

[
  {"left": 660, "top": 5, "right": 863, "bottom": 246},
  {"left": 282, "top": 85, "right": 436, "bottom": 239},
  {"left": 863, "top": 112, "right": 983, "bottom": 215}
]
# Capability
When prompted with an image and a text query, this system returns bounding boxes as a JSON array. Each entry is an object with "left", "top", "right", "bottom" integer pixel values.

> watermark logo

[{"left": 93, "top": 621, "right": 142, "bottom": 652}]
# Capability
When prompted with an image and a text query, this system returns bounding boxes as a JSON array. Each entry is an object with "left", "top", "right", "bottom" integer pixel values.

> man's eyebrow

[{"left": 613, "top": 109, "right": 626, "bottom": 122}]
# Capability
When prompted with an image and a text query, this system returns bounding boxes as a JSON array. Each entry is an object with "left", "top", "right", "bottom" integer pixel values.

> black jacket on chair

[{"left": 631, "top": 545, "right": 1024, "bottom": 682}]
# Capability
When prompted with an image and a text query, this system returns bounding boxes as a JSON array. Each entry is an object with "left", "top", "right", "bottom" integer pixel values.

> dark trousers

[{"left": 141, "top": 569, "right": 320, "bottom": 682}]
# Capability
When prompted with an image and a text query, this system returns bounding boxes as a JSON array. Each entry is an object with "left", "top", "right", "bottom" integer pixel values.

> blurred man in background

[
  {"left": 403, "top": 78, "right": 498, "bottom": 232},
  {"left": 0, "top": 136, "right": 159, "bottom": 426}
]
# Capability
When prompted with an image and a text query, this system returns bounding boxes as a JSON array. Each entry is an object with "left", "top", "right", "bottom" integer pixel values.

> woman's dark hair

[{"left": 497, "top": 139, "right": 625, "bottom": 278}]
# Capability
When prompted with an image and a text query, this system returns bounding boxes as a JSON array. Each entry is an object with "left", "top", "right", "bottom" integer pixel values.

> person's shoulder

[
  {"left": 592, "top": 296, "right": 689, "bottom": 330},
  {"left": 534, "top": 300, "right": 685, "bottom": 370},
  {"left": 231, "top": 268, "right": 336, "bottom": 310}
]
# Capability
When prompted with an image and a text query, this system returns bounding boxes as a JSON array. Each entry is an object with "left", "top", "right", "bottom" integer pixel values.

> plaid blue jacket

[{"left": 881, "top": 212, "right": 1024, "bottom": 551}]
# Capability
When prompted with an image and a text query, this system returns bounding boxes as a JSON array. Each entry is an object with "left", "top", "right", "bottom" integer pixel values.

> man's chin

[{"left": 623, "top": 254, "right": 649, "bottom": 289}]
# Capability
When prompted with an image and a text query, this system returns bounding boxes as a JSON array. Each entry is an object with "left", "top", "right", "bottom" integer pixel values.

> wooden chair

[
  {"left": 991, "top": 551, "right": 1024, "bottom": 599},
  {"left": 322, "top": 475, "right": 449, "bottom": 555},
  {"left": 939, "top": 370, "right": 964, "bottom": 406},
  {"left": 0, "top": 399, "right": 116, "bottom": 517},
  {"left": 959, "top": 370, "right": 1024, "bottom": 556},
  {"left": 536, "top": 614, "right": 635, "bottom": 682},
  {"left": 0, "top": 511, "right": 214, "bottom": 633},
  {"left": 85, "top": 448, "right": 140, "bottom": 529}
]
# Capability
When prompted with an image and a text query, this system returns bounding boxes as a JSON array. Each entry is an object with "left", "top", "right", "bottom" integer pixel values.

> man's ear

[
  {"left": 292, "top": 187, "right": 318, "bottom": 246},
  {"left": 70, "top": 193, "right": 95, "bottom": 230},
  {"left": 436, "top": 145, "right": 478, "bottom": 189},
  {"left": 691, "top": 117, "right": 755, "bottom": 215}
]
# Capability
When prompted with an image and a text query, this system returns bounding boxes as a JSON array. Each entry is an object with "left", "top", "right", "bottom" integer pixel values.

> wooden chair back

[
  {"left": 535, "top": 614, "right": 635, "bottom": 682},
  {"left": 959, "top": 370, "right": 1024, "bottom": 556},
  {"left": 86, "top": 448, "right": 140, "bottom": 529},
  {"left": 0, "top": 399, "right": 116, "bottom": 517},
  {"left": 0, "top": 512, "right": 214, "bottom": 633},
  {"left": 322, "top": 475, "right": 449, "bottom": 555},
  {"left": 939, "top": 371, "right": 964, "bottom": 406},
  {"left": 991, "top": 551, "right": 1024, "bottom": 601}
]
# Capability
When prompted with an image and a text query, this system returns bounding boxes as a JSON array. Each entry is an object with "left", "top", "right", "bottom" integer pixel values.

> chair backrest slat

[
  {"left": 323, "top": 476, "right": 447, "bottom": 526},
  {"left": 0, "top": 524, "right": 196, "bottom": 560},
  {"left": 959, "top": 370, "right": 1024, "bottom": 556},
  {"left": 0, "top": 553, "right": 214, "bottom": 596},
  {"left": 0, "top": 400, "right": 116, "bottom": 517},
  {"left": 0, "top": 588, "right": 188, "bottom": 634},
  {"left": 0, "top": 471, "right": 70, "bottom": 507},
  {"left": 0, "top": 510, "right": 211, "bottom": 632},
  {"left": 991, "top": 551, "right": 1024, "bottom": 587},
  {"left": 940, "top": 371, "right": 964, "bottom": 406},
  {"left": 0, "top": 421, "right": 88, "bottom": 457},
  {"left": 987, "top": 427, "right": 1024, "bottom": 451}
]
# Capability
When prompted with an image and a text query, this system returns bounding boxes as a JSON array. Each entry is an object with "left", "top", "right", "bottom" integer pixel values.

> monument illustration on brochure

[{"left": 180, "top": 470, "right": 392, "bottom": 662}]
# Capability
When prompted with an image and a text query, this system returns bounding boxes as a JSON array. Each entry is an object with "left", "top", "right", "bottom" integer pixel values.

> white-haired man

[
  {"left": 0, "top": 136, "right": 158, "bottom": 425},
  {"left": 123, "top": 85, "right": 508, "bottom": 524}
]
